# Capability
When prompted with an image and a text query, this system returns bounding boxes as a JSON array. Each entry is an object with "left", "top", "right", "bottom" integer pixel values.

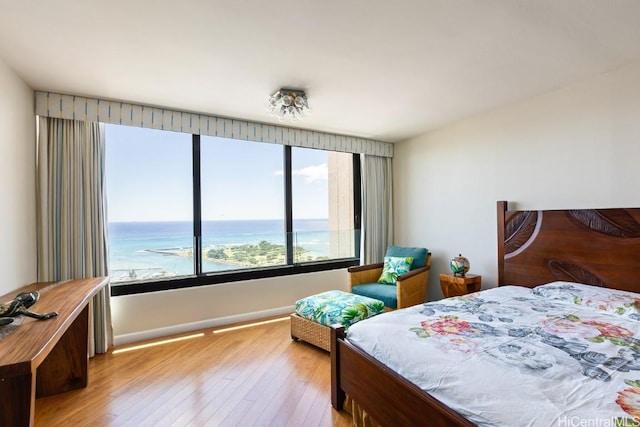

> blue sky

[{"left": 105, "top": 124, "right": 329, "bottom": 222}]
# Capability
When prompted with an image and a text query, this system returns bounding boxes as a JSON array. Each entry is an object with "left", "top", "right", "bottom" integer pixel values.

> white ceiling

[{"left": 2, "top": 0, "right": 640, "bottom": 143}]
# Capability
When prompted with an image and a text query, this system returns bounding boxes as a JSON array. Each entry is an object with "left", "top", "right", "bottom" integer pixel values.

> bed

[{"left": 331, "top": 201, "right": 640, "bottom": 426}]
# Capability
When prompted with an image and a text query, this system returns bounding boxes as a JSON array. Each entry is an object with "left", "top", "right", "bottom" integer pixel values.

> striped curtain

[
  {"left": 36, "top": 117, "right": 113, "bottom": 355},
  {"left": 360, "top": 155, "right": 393, "bottom": 264}
]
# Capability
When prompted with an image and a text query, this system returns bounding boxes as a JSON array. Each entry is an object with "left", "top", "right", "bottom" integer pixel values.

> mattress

[{"left": 346, "top": 282, "right": 640, "bottom": 426}]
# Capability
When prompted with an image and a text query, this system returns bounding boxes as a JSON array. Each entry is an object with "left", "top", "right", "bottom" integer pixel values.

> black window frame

[{"left": 110, "top": 133, "right": 361, "bottom": 296}]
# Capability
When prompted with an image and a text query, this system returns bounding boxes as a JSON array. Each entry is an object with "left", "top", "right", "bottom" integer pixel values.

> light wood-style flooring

[{"left": 35, "top": 316, "right": 353, "bottom": 427}]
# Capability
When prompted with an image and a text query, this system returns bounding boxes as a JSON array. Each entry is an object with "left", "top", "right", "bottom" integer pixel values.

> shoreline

[
  {"left": 112, "top": 241, "right": 332, "bottom": 282},
  {"left": 144, "top": 248, "right": 251, "bottom": 267},
  {"left": 144, "top": 243, "right": 322, "bottom": 268}
]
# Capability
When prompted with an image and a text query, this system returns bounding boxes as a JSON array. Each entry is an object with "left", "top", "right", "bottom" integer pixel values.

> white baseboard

[{"left": 114, "top": 305, "right": 295, "bottom": 346}]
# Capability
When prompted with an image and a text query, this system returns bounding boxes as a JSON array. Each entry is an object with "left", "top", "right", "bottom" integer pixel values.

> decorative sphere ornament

[{"left": 450, "top": 254, "right": 470, "bottom": 276}]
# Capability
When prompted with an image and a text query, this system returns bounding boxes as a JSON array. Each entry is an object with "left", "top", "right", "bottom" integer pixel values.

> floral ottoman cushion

[{"left": 295, "top": 290, "right": 384, "bottom": 328}]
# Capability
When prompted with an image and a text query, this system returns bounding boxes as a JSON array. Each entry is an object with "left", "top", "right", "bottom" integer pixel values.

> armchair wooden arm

[
  {"left": 347, "top": 263, "right": 384, "bottom": 287},
  {"left": 397, "top": 264, "right": 431, "bottom": 308}
]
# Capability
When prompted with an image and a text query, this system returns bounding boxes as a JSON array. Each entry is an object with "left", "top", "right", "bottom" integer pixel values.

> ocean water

[{"left": 108, "top": 219, "right": 333, "bottom": 282}]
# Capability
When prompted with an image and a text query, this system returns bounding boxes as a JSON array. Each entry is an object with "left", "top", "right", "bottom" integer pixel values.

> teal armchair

[{"left": 348, "top": 246, "right": 431, "bottom": 310}]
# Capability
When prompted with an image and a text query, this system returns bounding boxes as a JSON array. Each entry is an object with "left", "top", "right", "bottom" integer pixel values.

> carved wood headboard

[{"left": 497, "top": 201, "right": 640, "bottom": 292}]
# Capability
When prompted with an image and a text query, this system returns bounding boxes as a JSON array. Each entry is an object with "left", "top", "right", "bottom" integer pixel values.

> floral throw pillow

[{"left": 377, "top": 256, "right": 413, "bottom": 284}]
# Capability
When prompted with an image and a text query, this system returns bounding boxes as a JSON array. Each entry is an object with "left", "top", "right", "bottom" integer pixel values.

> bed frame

[{"left": 331, "top": 201, "right": 640, "bottom": 426}]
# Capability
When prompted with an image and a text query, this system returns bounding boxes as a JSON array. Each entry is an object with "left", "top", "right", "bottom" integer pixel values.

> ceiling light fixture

[{"left": 267, "top": 88, "right": 310, "bottom": 122}]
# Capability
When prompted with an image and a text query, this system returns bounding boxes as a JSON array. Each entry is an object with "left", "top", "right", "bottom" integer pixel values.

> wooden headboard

[{"left": 497, "top": 201, "right": 640, "bottom": 292}]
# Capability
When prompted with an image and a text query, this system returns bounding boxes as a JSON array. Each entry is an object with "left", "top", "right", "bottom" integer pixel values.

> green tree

[{"left": 206, "top": 248, "right": 227, "bottom": 259}]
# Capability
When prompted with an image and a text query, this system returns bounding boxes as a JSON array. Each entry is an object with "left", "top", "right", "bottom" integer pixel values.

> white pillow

[{"left": 532, "top": 281, "right": 640, "bottom": 320}]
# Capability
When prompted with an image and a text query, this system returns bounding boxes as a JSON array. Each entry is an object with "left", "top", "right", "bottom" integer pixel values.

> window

[
  {"left": 105, "top": 125, "right": 193, "bottom": 283},
  {"left": 105, "top": 124, "right": 360, "bottom": 295},
  {"left": 200, "top": 136, "right": 286, "bottom": 271},
  {"left": 292, "top": 148, "right": 356, "bottom": 262}
]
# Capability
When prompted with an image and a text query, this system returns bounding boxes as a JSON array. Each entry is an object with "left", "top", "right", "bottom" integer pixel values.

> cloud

[{"left": 274, "top": 163, "right": 328, "bottom": 182}]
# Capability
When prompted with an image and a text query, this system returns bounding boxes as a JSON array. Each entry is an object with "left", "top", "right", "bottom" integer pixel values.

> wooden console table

[{"left": 0, "top": 277, "right": 108, "bottom": 427}]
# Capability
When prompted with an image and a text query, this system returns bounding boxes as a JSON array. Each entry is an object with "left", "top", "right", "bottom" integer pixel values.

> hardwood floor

[{"left": 35, "top": 316, "right": 353, "bottom": 427}]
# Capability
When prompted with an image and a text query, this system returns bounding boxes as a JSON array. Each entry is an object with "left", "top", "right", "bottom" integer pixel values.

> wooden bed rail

[{"left": 331, "top": 324, "right": 475, "bottom": 426}]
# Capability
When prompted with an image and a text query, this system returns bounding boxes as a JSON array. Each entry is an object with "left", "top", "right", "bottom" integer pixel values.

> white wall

[
  {"left": 112, "top": 269, "right": 349, "bottom": 344},
  {"left": 0, "top": 58, "right": 36, "bottom": 296},
  {"left": 394, "top": 59, "right": 640, "bottom": 301}
]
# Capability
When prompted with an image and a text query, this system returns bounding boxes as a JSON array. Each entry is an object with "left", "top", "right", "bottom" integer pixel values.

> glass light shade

[{"left": 267, "top": 89, "right": 310, "bottom": 122}]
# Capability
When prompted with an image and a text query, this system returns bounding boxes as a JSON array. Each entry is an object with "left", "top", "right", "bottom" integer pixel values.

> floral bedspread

[{"left": 346, "top": 282, "right": 640, "bottom": 426}]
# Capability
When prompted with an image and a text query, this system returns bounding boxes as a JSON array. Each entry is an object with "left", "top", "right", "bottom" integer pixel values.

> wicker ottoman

[{"left": 291, "top": 290, "right": 384, "bottom": 351}]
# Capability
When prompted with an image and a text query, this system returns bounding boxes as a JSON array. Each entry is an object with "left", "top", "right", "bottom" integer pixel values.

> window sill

[{"left": 110, "top": 258, "right": 359, "bottom": 296}]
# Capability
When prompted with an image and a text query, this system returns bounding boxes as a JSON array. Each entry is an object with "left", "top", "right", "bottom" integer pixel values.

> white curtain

[
  {"left": 360, "top": 155, "right": 393, "bottom": 264},
  {"left": 36, "top": 117, "right": 113, "bottom": 355}
]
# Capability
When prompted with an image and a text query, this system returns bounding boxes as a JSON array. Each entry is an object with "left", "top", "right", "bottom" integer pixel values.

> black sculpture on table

[{"left": 0, "top": 291, "right": 58, "bottom": 326}]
